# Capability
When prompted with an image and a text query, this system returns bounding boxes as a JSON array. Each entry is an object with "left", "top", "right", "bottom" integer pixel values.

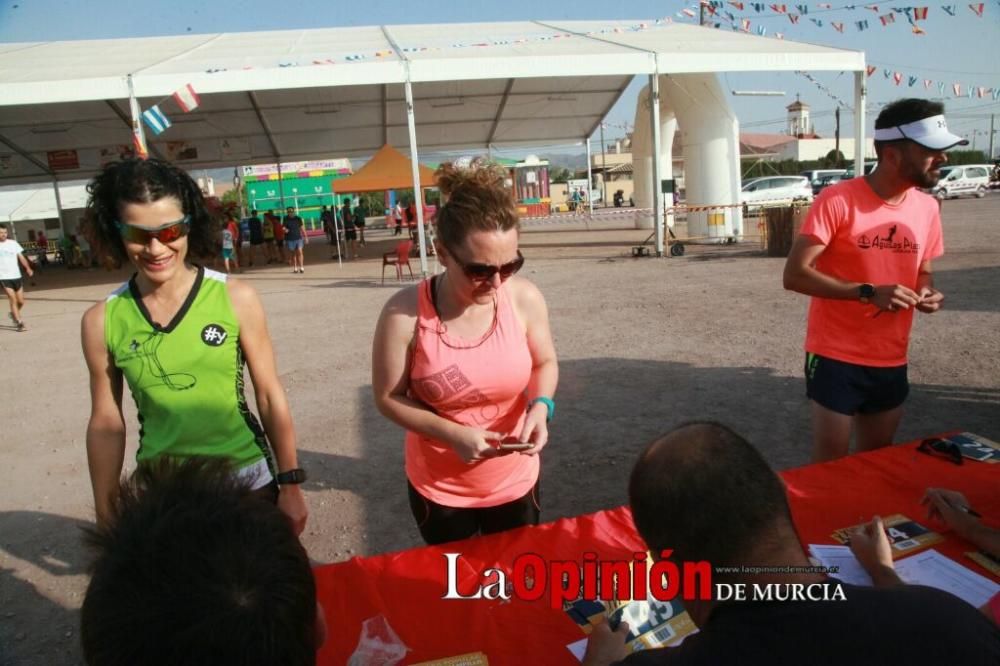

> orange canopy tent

[{"left": 331, "top": 144, "right": 438, "bottom": 195}]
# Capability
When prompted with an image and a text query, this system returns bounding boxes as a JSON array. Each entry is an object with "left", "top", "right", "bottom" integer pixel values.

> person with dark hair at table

[
  {"left": 81, "top": 457, "right": 325, "bottom": 666},
  {"left": 582, "top": 422, "right": 1000, "bottom": 665},
  {"left": 850, "top": 487, "right": 1000, "bottom": 627}
]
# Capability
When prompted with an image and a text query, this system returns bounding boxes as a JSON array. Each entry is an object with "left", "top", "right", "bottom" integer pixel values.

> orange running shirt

[
  {"left": 405, "top": 277, "right": 537, "bottom": 508},
  {"left": 799, "top": 177, "right": 943, "bottom": 367}
]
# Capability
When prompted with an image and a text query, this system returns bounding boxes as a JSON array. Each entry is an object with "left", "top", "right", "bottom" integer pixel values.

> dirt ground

[{"left": 1, "top": 197, "right": 998, "bottom": 665}]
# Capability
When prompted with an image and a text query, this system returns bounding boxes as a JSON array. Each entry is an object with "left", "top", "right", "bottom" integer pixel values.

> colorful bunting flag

[
  {"left": 866, "top": 65, "right": 877, "bottom": 77},
  {"left": 172, "top": 84, "right": 201, "bottom": 112},
  {"left": 883, "top": 68, "right": 892, "bottom": 78},
  {"left": 907, "top": 75, "right": 918, "bottom": 87},
  {"left": 977, "top": 86, "right": 987, "bottom": 98},
  {"left": 856, "top": 19, "right": 869, "bottom": 31},
  {"left": 141, "top": 105, "right": 171, "bottom": 135},
  {"left": 938, "top": 82, "right": 946, "bottom": 95},
  {"left": 893, "top": 72, "right": 902, "bottom": 85},
  {"left": 776, "top": 32, "right": 785, "bottom": 38},
  {"left": 923, "top": 79, "right": 933, "bottom": 88},
  {"left": 993, "top": 88, "right": 1000, "bottom": 101},
  {"left": 818, "top": 2, "right": 832, "bottom": 7},
  {"left": 969, "top": 3, "right": 984, "bottom": 16},
  {"left": 789, "top": 13, "right": 800, "bottom": 23},
  {"left": 796, "top": 4, "right": 808, "bottom": 13},
  {"left": 865, "top": 3, "right": 879, "bottom": 11},
  {"left": 952, "top": 83, "right": 962, "bottom": 96},
  {"left": 742, "top": 18, "right": 752, "bottom": 30},
  {"left": 128, "top": 95, "right": 148, "bottom": 160},
  {"left": 942, "top": 6, "right": 956, "bottom": 16},
  {"left": 912, "top": 6, "right": 928, "bottom": 19},
  {"left": 729, "top": 1, "right": 744, "bottom": 8},
  {"left": 810, "top": 18, "right": 824, "bottom": 26},
  {"left": 682, "top": 8, "right": 696, "bottom": 17},
  {"left": 757, "top": 24, "right": 767, "bottom": 35},
  {"left": 769, "top": 4, "right": 787, "bottom": 13},
  {"left": 967, "top": 85, "right": 975, "bottom": 98},
  {"left": 832, "top": 21, "right": 845, "bottom": 32},
  {"left": 880, "top": 13, "right": 895, "bottom": 25}
]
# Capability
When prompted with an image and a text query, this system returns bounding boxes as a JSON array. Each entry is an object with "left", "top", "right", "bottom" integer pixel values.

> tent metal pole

[
  {"left": 854, "top": 69, "right": 865, "bottom": 178},
  {"left": 586, "top": 137, "right": 593, "bottom": 215},
  {"left": 333, "top": 211, "right": 342, "bottom": 269},
  {"left": 404, "top": 78, "right": 429, "bottom": 277},
  {"left": 650, "top": 72, "right": 665, "bottom": 257},
  {"left": 52, "top": 177, "right": 65, "bottom": 233},
  {"left": 127, "top": 75, "right": 149, "bottom": 159},
  {"left": 276, "top": 162, "right": 287, "bottom": 213}
]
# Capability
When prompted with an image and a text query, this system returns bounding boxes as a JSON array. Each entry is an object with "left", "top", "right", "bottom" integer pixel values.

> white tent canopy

[
  {"left": 0, "top": 20, "right": 865, "bottom": 263},
  {"left": 0, "top": 21, "right": 863, "bottom": 181},
  {"left": 0, "top": 181, "right": 89, "bottom": 223}
]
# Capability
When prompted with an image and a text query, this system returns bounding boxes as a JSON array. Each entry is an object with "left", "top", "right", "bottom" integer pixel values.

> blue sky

[{"left": 2, "top": 1, "right": 998, "bottom": 158}]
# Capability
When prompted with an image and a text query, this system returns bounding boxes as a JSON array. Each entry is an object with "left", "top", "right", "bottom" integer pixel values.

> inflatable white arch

[{"left": 633, "top": 73, "right": 744, "bottom": 241}]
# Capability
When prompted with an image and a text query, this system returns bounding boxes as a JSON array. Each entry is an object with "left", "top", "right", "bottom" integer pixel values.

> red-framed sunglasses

[
  {"left": 115, "top": 215, "right": 191, "bottom": 245},
  {"left": 449, "top": 249, "right": 525, "bottom": 283}
]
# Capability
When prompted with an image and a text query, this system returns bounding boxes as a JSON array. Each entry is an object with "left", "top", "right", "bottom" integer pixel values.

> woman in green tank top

[{"left": 80, "top": 159, "right": 308, "bottom": 533}]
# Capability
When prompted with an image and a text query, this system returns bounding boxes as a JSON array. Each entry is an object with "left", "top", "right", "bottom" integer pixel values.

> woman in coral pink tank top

[{"left": 373, "top": 162, "right": 558, "bottom": 544}]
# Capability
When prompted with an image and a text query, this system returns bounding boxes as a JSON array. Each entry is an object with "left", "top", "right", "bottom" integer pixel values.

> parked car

[
  {"left": 928, "top": 164, "right": 991, "bottom": 200},
  {"left": 800, "top": 169, "right": 846, "bottom": 192},
  {"left": 739, "top": 176, "right": 813, "bottom": 210},
  {"left": 843, "top": 161, "right": 878, "bottom": 178},
  {"left": 812, "top": 173, "right": 845, "bottom": 195}
]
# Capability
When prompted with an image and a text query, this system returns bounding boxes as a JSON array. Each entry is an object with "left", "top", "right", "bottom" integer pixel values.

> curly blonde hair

[{"left": 434, "top": 161, "right": 519, "bottom": 250}]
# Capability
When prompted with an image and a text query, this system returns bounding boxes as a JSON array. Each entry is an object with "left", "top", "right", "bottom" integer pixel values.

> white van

[{"left": 930, "top": 165, "right": 991, "bottom": 200}]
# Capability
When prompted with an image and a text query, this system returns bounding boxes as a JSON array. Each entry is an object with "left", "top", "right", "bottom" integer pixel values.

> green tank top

[{"left": 104, "top": 267, "right": 272, "bottom": 480}]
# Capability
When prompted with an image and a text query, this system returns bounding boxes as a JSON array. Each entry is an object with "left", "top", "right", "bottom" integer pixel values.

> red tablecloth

[{"left": 315, "top": 440, "right": 999, "bottom": 664}]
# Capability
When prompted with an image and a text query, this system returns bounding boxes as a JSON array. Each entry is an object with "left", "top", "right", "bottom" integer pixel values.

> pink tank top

[{"left": 405, "top": 276, "right": 537, "bottom": 508}]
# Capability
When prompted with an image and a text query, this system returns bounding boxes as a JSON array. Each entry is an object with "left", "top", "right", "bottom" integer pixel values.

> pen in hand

[{"left": 957, "top": 504, "right": 983, "bottom": 519}]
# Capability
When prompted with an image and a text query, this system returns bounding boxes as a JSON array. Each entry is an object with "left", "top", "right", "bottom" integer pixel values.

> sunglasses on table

[
  {"left": 917, "top": 438, "right": 963, "bottom": 465},
  {"left": 449, "top": 249, "right": 525, "bottom": 283},
  {"left": 115, "top": 215, "right": 191, "bottom": 245}
]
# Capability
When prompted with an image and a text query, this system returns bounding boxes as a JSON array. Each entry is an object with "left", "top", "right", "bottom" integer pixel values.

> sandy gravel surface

[{"left": 1, "top": 197, "right": 998, "bottom": 665}]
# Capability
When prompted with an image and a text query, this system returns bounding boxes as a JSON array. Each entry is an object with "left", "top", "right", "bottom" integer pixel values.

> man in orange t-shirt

[{"left": 783, "top": 99, "right": 965, "bottom": 462}]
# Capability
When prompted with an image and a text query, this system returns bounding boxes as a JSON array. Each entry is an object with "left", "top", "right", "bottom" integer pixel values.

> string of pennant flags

[{"left": 697, "top": 1, "right": 998, "bottom": 100}]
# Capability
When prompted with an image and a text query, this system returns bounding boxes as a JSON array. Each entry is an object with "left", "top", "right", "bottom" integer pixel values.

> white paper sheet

[
  {"left": 810, "top": 545, "right": 999, "bottom": 608},
  {"left": 894, "top": 549, "right": 1000, "bottom": 608},
  {"left": 809, "top": 544, "right": 875, "bottom": 586}
]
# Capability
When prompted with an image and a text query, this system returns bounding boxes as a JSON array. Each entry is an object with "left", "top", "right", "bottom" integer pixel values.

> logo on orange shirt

[{"left": 857, "top": 224, "right": 919, "bottom": 253}]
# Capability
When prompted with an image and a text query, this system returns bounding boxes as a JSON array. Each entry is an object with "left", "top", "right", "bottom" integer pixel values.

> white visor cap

[{"left": 872, "top": 114, "right": 969, "bottom": 150}]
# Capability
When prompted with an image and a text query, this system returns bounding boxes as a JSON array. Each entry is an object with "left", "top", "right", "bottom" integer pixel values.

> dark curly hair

[
  {"left": 81, "top": 457, "right": 317, "bottom": 666},
  {"left": 83, "top": 159, "right": 220, "bottom": 269},
  {"left": 434, "top": 161, "right": 519, "bottom": 251}
]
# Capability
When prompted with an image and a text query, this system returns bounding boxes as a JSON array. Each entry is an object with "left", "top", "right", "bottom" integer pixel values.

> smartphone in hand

[{"left": 497, "top": 436, "right": 534, "bottom": 453}]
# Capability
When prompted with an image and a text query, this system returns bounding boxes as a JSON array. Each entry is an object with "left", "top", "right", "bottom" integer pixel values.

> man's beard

[{"left": 904, "top": 162, "right": 941, "bottom": 189}]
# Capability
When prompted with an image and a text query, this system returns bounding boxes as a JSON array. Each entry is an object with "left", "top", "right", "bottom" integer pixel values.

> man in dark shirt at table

[{"left": 582, "top": 422, "right": 1000, "bottom": 666}]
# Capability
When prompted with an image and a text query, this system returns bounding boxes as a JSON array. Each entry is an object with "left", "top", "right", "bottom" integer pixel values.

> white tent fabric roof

[
  {"left": 0, "top": 20, "right": 864, "bottom": 184},
  {"left": 0, "top": 182, "right": 90, "bottom": 222}
]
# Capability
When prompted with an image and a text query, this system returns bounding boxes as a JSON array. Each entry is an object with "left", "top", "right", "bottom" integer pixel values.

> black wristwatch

[
  {"left": 275, "top": 468, "right": 307, "bottom": 485},
  {"left": 858, "top": 283, "right": 876, "bottom": 304}
]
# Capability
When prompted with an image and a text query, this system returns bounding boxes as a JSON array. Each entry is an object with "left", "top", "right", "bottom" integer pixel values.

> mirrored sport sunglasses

[
  {"left": 450, "top": 249, "right": 525, "bottom": 283},
  {"left": 917, "top": 438, "right": 963, "bottom": 465},
  {"left": 115, "top": 215, "right": 191, "bottom": 244}
]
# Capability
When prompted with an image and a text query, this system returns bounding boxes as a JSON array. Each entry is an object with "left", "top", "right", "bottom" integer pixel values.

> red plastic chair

[{"left": 382, "top": 240, "right": 414, "bottom": 284}]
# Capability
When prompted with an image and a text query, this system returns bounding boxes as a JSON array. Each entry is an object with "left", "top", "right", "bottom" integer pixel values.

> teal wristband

[{"left": 530, "top": 396, "right": 555, "bottom": 422}]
